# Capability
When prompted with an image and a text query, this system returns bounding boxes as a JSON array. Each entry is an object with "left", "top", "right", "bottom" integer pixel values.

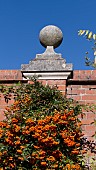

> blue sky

[{"left": 0, "top": 0, "right": 96, "bottom": 70}]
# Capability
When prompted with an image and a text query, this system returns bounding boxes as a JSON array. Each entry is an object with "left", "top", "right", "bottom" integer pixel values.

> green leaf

[{"left": 0, "top": 85, "right": 3, "bottom": 90}]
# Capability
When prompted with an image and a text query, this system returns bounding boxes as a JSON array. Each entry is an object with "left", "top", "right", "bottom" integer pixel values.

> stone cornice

[{"left": 22, "top": 71, "right": 72, "bottom": 80}]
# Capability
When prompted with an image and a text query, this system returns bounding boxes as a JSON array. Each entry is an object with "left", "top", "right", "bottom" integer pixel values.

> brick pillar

[{"left": 46, "top": 80, "right": 67, "bottom": 95}]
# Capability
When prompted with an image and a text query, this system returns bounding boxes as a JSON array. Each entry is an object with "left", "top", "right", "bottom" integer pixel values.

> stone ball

[{"left": 39, "top": 25, "right": 63, "bottom": 48}]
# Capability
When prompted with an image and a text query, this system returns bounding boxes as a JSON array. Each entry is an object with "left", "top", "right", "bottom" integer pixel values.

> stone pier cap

[{"left": 21, "top": 25, "right": 73, "bottom": 80}]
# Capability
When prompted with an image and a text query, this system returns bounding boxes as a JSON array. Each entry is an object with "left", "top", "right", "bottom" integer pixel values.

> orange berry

[
  {"left": 17, "top": 149, "right": 22, "bottom": 154},
  {"left": 41, "top": 161, "right": 47, "bottom": 166}
]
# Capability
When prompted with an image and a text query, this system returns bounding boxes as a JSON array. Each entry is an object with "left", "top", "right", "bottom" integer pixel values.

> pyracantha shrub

[{"left": 0, "top": 80, "right": 85, "bottom": 169}]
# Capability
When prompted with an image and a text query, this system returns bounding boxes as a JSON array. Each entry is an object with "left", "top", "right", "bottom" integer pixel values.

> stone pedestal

[{"left": 21, "top": 25, "right": 73, "bottom": 81}]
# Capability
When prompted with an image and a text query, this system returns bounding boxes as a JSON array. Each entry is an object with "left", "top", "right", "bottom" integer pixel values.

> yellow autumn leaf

[
  {"left": 88, "top": 32, "right": 93, "bottom": 39},
  {"left": 85, "top": 30, "right": 89, "bottom": 36},
  {"left": 78, "top": 30, "right": 85, "bottom": 36}
]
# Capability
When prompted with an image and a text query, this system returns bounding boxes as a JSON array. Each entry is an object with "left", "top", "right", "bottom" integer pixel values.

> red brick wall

[
  {"left": 0, "top": 70, "right": 23, "bottom": 81},
  {"left": 67, "top": 70, "right": 96, "bottom": 141},
  {"left": 39, "top": 80, "right": 66, "bottom": 95},
  {"left": 67, "top": 70, "right": 96, "bottom": 104},
  {"left": 0, "top": 70, "right": 25, "bottom": 120},
  {"left": 0, "top": 70, "right": 96, "bottom": 141}
]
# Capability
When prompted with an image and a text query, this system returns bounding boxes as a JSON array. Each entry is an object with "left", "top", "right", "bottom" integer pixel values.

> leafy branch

[{"left": 78, "top": 30, "right": 96, "bottom": 68}]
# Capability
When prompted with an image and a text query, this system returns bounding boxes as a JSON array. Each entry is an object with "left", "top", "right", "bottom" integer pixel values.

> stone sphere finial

[{"left": 39, "top": 25, "right": 63, "bottom": 49}]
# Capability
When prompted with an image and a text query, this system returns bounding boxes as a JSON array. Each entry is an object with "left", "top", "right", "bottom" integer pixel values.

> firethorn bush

[{"left": 0, "top": 79, "right": 85, "bottom": 169}]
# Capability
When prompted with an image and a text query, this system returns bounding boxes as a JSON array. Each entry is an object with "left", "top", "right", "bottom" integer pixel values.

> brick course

[{"left": 0, "top": 70, "right": 22, "bottom": 80}]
